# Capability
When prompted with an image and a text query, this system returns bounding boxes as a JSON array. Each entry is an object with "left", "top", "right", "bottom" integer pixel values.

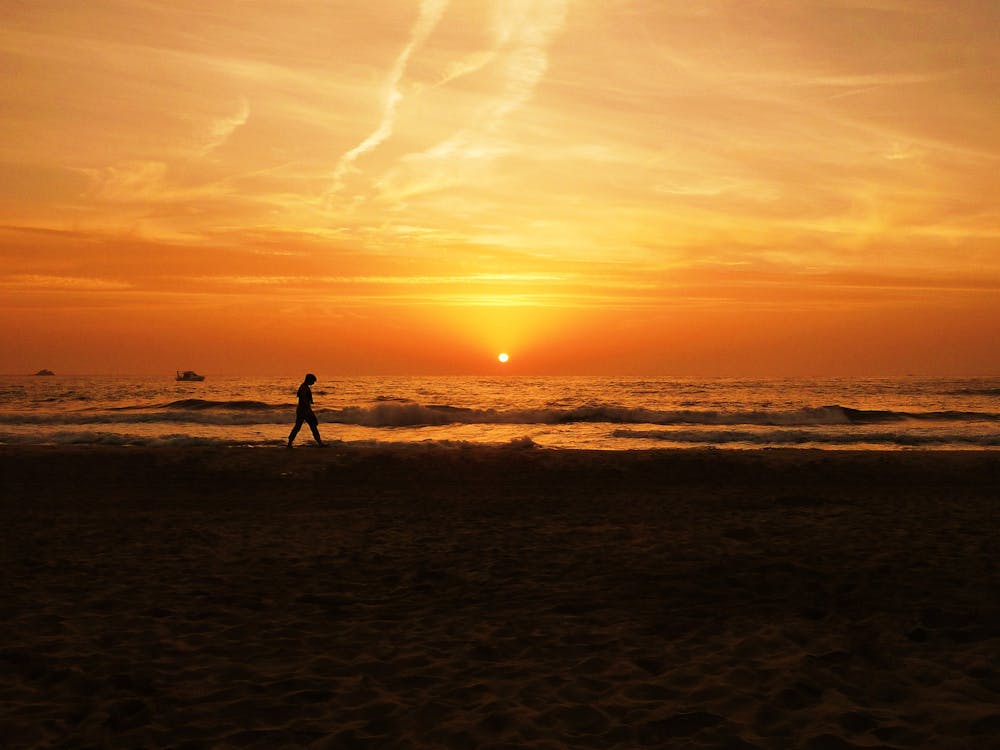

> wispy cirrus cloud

[
  {"left": 84, "top": 161, "right": 171, "bottom": 202},
  {"left": 330, "top": 0, "right": 569, "bottom": 203},
  {"left": 381, "top": 0, "right": 568, "bottom": 194},
  {"left": 200, "top": 97, "right": 250, "bottom": 155},
  {"left": 330, "top": 0, "right": 450, "bottom": 190},
  {"left": 0, "top": 274, "right": 133, "bottom": 291}
]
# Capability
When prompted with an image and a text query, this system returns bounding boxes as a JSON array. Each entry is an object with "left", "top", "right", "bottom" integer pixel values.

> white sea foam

[
  {"left": 611, "top": 428, "right": 1000, "bottom": 448},
  {"left": 2, "top": 402, "right": 996, "bottom": 428}
]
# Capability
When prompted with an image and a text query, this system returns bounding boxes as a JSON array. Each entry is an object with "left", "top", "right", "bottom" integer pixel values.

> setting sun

[{"left": 498, "top": 353, "right": 510, "bottom": 364}]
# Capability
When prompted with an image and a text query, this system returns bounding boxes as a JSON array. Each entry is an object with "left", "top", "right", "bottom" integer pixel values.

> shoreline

[
  {"left": 3, "top": 442, "right": 999, "bottom": 501},
  {"left": 3, "top": 445, "right": 999, "bottom": 748}
]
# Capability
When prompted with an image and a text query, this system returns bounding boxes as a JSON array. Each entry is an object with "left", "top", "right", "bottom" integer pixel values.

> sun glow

[{"left": 497, "top": 352, "right": 509, "bottom": 364}]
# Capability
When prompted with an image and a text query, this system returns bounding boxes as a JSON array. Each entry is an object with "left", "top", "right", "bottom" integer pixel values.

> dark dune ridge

[{"left": 2, "top": 444, "right": 999, "bottom": 749}]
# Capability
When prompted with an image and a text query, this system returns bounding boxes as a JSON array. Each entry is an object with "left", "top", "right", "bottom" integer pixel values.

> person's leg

[
  {"left": 288, "top": 416, "right": 304, "bottom": 446},
  {"left": 306, "top": 413, "right": 323, "bottom": 446}
]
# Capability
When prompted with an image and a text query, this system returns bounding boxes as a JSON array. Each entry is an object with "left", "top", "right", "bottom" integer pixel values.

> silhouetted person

[{"left": 288, "top": 373, "right": 323, "bottom": 447}]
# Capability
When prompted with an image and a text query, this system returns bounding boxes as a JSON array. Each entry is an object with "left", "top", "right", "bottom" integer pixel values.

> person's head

[{"left": 304, "top": 373, "right": 317, "bottom": 385}]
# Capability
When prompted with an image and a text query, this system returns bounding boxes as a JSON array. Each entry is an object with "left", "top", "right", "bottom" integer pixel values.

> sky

[{"left": 2, "top": 0, "right": 998, "bottom": 375}]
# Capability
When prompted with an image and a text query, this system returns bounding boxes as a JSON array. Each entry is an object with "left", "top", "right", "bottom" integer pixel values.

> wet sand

[{"left": 2, "top": 445, "right": 999, "bottom": 748}]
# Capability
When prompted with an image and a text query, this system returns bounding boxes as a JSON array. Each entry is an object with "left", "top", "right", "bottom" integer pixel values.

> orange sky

[{"left": 2, "top": 1, "right": 998, "bottom": 375}]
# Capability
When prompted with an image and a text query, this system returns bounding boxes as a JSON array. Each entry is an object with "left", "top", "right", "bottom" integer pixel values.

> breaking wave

[
  {"left": 160, "top": 399, "right": 280, "bottom": 411},
  {"left": 330, "top": 403, "right": 1000, "bottom": 427},
  {"left": 4, "top": 426, "right": 998, "bottom": 449},
  {"left": 612, "top": 428, "right": 1000, "bottom": 447},
  {"left": 945, "top": 388, "right": 1000, "bottom": 397},
  {"left": 0, "top": 430, "right": 279, "bottom": 447},
  {"left": 1, "top": 402, "right": 998, "bottom": 428}
]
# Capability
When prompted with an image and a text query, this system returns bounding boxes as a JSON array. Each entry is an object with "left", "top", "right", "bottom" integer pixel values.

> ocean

[{"left": 1, "top": 375, "right": 998, "bottom": 450}]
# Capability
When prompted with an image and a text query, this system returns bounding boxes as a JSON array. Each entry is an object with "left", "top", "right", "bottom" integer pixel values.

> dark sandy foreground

[{"left": 1, "top": 445, "right": 999, "bottom": 749}]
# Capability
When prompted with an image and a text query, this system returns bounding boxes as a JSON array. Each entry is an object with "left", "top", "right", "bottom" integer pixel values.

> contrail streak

[{"left": 331, "top": 0, "right": 449, "bottom": 189}]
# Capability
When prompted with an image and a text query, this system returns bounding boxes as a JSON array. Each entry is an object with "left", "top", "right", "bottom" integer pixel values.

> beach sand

[{"left": 2, "top": 445, "right": 999, "bottom": 749}]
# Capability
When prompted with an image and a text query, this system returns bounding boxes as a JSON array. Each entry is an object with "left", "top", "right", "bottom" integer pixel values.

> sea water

[{"left": 1, "top": 375, "right": 998, "bottom": 449}]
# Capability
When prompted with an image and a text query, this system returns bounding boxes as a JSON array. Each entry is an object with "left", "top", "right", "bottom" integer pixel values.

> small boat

[
  {"left": 176, "top": 370, "right": 205, "bottom": 382},
  {"left": 33, "top": 369, "right": 55, "bottom": 376}
]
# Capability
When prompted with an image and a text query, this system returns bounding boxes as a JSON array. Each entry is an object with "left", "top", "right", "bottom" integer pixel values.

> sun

[{"left": 497, "top": 352, "right": 509, "bottom": 364}]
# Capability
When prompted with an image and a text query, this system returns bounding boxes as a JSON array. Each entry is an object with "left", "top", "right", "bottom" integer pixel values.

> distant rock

[{"left": 33, "top": 369, "right": 55, "bottom": 376}]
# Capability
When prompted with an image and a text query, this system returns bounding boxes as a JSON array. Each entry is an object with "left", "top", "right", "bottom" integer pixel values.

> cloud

[
  {"left": 80, "top": 161, "right": 229, "bottom": 208},
  {"left": 436, "top": 50, "right": 498, "bottom": 86},
  {"left": 329, "top": 0, "right": 570, "bottom": 205},
  {"left": 85, "top": 161, "right": 170, "bottom": 202},
  {"left": 0, "top": 274, "right": 133, "bottom": 291},
  {"left": 374, "top": 0, "right": 570, "bottom": 201},
  {"left": 330, "top": 0, "right": 450, "bottom": 189},
  {"left": 200, "top": 97, "right": 250, "bottom": 155}
]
